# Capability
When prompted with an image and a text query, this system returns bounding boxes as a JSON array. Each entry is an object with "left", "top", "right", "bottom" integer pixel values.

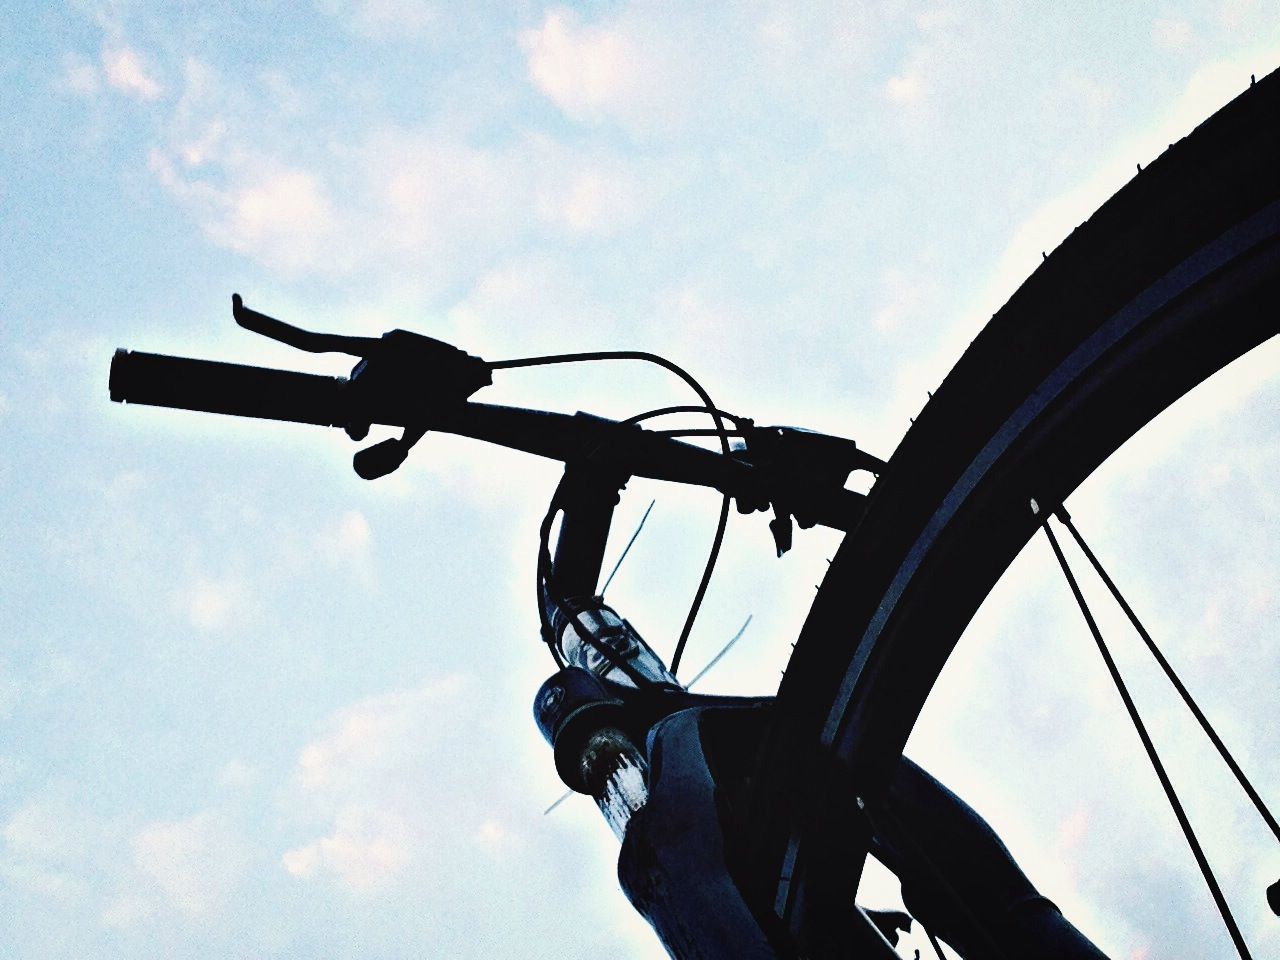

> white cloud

[
  {"left": 0, "top": 756, "right": 23, "bottom": 788},
  {"left": 519, "top": 7, "right": 699, "bottom": 140},
  {"left": 294, "top": 675, "right": 465, "bottom": 793},
  {"left": 177, "top": 117, "right": 228, "bottom": 167},
  {"left": 336, "top": 510, "right": 371, "bottom": 551},
  {"left": 218, "top": 759, "right": 258, "bottom": 789},
  {"left": 184, "top": 574, "right": 250, "bottom": 632},
  {"left": 349, "top": 127, "right": 526, "bottom": 273},
  {"left": 874, "top": 3, "right": 971, "bottom": 124},
  {"left": 3, "top": 800, "right": 81, "bottom": 862},
  {"left": 144, "top": 59, "right": 341, "bottom": 277},
  {"left": 0, "top": 665, "right": 19, "bottom": 720},
  {"left": 0, "top": 860, "right": 75, "bottom": 899},
  {"left": 101, "top": 47, "right": 163, "bottom": 101},
  {"left": 536, "top": 162, "right": 643, "bottom": 237},
  {"left": 528, "top": 133, "right": 676, "bottom": 243},
  {"left": 519, "top": 2, "right": 916, "bottom": 146},
  {"left": 222, "top": 169, "right": 338, "bottom": 271},
  {"left": 474, "top": 818, "right": 508, "bottom": 851},
  {"left": 132, "top": 811, "right": 246, "bottom": 916},
  {"left": 132, "top": 34, "right": 679, "bottom": 286},
  {"left": 316, "top": 509, "right": 373, "bottom": 562},
  {"left": 101, "top": 892, "right": 154, "bottom": 929},
  {"left": 884, "top": 70, "right": 925, "bottom": 106},
  {"left": 0, "top": 794, "right": 100, "bottom": 901},
  {"left": 655, "top": 283, "right": 742, "bottom": 346},
  {"left": 319, "top": 0, "right": 439, "bottom": 38},
  {"left": 1042, "top": 72, "right": 1117, "bottom": 131},
  {"left": 522, "top": 10, "right": 641, "bottom": 121},
  {"left": 60, "top": 55, "right": 101, "bottom": 97},
  {"left": 282, "top": 804, "right": 414, "bottom": 889},
  {"left": 1153, "top": 17, "right": 1195, "bottom": 52},
  {"left": 151, "top": 107, "right": 530, "bottom": 283},
  {"left": 1217, "top": 0, "right": 1261, "bottom": 30},
  {"left": 872, "top": 266, "right": 932, "bottom": 332},
  {"left": 279, "top": 673, "right": 546, "bottom": 894},
  {"left": 151, "top": 146, "right": 338, "bottom": 276},
  {"left": 448, "top": 257, "right": 566, "bottom": 337},
  {"left": 441, "top": 248, "right": 635, "bottom": 371}
]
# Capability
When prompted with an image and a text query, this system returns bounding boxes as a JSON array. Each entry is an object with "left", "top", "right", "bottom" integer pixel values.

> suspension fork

[{"left": 533, "top": 464, "right": 899, "bottom": 959}]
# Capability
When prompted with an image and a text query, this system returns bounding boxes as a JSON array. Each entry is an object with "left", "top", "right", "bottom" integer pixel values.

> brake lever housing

[
  {"left": 736, "top": 425, "right": 886, "bottom": 555},
  {"left": 344, "top": 330, "right": 491, "bottom": 478}
]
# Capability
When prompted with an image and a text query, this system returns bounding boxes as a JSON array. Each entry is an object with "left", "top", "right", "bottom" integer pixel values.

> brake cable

[{"left": 491, "top": 352, "right": 735, "bottom": 678}]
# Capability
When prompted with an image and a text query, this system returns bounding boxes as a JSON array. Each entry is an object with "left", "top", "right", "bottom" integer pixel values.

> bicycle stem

[{"left": 540, "top": 463, "right": 681, "bottom": 690}]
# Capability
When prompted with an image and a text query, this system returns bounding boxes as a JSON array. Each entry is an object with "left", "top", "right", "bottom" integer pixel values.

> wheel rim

[
  {"left": 767, "top": 205, "right": 1280, "bottom": 948},
  {"left": 826, "top": 203, "right": 1280, "bottom": 778}
]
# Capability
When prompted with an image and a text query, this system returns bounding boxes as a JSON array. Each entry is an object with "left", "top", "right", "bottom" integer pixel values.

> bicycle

[{"left": 108, "top": 65, "right": 1280, "bottom": 958}]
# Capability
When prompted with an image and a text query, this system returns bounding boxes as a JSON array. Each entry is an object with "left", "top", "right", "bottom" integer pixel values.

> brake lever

[
  {"left": 232, "top": 293, "right": 381, "bottom": 356},
  {"left": 232, "top": 294, "right": 492, "bottom": 479}
]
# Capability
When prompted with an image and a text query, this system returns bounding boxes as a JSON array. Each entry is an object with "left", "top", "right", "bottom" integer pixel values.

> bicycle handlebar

[{"left": 108, "top": 348, "right": 868, "bottom": 532}]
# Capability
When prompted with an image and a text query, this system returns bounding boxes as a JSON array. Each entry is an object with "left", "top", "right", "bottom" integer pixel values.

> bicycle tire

[{"left": 744, "top": 66, "right": 1280, "bottom": 955}]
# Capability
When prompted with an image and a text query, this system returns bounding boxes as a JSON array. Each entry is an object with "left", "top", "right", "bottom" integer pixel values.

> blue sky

[{"left": 2, "top": 2, "right": 1278, "bottom": 957}]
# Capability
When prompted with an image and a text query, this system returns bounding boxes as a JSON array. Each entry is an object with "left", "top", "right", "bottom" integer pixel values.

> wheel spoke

[
  {"left": 1053, "top": 505, "right": 1280, "bottom": 845},
  {"left": 1035, "top": 501, "right": 1254, "bottom": 960}
]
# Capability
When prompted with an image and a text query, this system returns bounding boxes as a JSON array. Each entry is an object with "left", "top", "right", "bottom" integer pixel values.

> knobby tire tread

[{"left": 747, "top": 66, "right": 1280, "bottom": 955}]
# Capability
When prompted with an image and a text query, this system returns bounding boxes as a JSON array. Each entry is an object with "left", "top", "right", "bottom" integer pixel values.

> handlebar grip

[{"left": 109, "top": 349, "right": 349, "bottom": 428}]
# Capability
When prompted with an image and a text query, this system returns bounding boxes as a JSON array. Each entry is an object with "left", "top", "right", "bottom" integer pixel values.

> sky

[{"left": 1, "top": 1, "right": 1278, "bottom": 958}]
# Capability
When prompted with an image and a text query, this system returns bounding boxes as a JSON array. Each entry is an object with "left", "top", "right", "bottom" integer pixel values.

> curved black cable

[
  {"left": 491, "top": 351, "right": 735, "bottom": 678},
  {"left": 619, "top": 405, "right": 747, "bottom": 428},
  {"left": 670, "top": 496, "right": 729, "bottom": 677},
  {"left": 614, "top": 405, "right": 744, "bottom": 676}
]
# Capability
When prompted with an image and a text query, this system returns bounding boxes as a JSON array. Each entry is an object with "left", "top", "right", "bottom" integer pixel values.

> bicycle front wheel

[{"left": 747, "top": 66, "right": 1280, "bottom": 955}]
